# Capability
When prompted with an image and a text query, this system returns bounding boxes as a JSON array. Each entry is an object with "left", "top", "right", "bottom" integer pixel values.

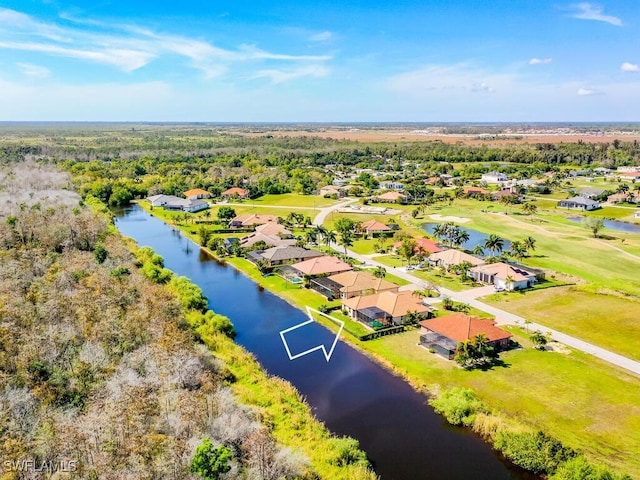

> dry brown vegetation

[{"left": 0, "top": 165, "right": 371, "bottom": 480}]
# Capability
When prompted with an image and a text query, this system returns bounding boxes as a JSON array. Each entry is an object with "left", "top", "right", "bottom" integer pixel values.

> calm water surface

[
  {"left": 115, "top": 205, "right": 534, "bottom": 480},
  {"left": 423, "top": 223, "right": 512, "bottom": 251},
  {"left": 567, "top": 216, "right": 640, "bottom": 233}
]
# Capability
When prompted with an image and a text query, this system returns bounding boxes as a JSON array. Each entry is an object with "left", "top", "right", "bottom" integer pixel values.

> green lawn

[
  {"left": 416, "top": 199, "right": 640, "bottom": 296},
  {"left": 141, "top": 203, "right": 640, "bottom": 478},
  {"left": 483, "top": 286, "right": 640, "bottom": 361},
  {"left": 355, "top": 328, "right": 640, "bottom": 478},
  {"left": 242, "top": 193, "right": 337, "bottom": 208}
]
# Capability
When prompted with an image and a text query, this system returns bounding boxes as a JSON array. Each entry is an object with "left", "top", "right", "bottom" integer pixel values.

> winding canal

[{"left": 114, "top": 205, "right": 534, "bottom": 480}]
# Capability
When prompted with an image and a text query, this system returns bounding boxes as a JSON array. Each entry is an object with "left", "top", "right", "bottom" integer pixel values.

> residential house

[
  {"left": 393, "top": 238, "right": 443, "bottom": 255},
  {"left": 319, "top": 185, "right": 348, "bottom": 198},
  {"left": 607, "top": 192, "right": 640, "bottom": 204},
  {"left": 579, "top": 188, "right": 605, "bottom": 199},
  {"left": 290, "top": 256, "right": 352, "bottom": 277},
  {"left": 247, "top": 246, "right": 323, "bottom": 267},
  {"left": 379, "top": 181, "right": 405, "bottom": 190},
  {"left": 428, "top": 249, "right": 484, "bottom": 269},
  {"left": 418, "top": 313, "right": 512, "bottom": 360},
  {"left": 183, "top": 188, "right": 211, "bottom": 200},
  {"left": 221, "top": 187, "right": 250, "bottom": 200},
  {"left": 239, "top": 232, "right": 296, "bottom": 249},
  {"left": 310, "top": 270, "right": 399, "bottom": 300},
  {"left": 491, "top": 189, "right": 521, "bottom": 202},
  {"left": 342, "top": 290, "right": 433, "bottom": 327},
  {"left": 481, "top": 172, "right": 508, "bottom": 183},
  {"left": 359, "top": 219, "right": 392, "bottom": 238},
  {"left": 163, "top": 198, "right": 210, "bottom": 213},
  {"left": 557, "top": 196, "right": 600, "bottom": 211},
  {"left": 620, "top": 172, "right": 640, "bottom": 181},
  {"left": 229, "top": 214, "right": 278, "bottom": 228},
  {"left": 463, "top": 187, "right": 489, "bottom": 197},
  {"left": 147, "top": 194, "right": 180, "bottom": 207},
  {"left": 469, "top": 262, "right": 536, "bottom": 290},
  {"left": 617, "top": 166, "right": 640, "bottom": 173},
  {"left": 147, "top": 195, "right": 209, "bottom": 212},
  {"left": 375, "top": 191, "right": 410, "bottom": 203}
]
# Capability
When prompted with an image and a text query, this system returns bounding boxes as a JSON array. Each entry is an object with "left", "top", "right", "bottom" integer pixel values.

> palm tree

[
  {"left": 522, "top": 236, "right": 536, "bottom": 256},
  {"left": 305, "top": 230, "right": 318, "bottom": 245},
  {"left": 472, "top": 244, "right": 485, "bottom": 257},
  {"left": 322, "top": 229, "right": 337, "bottom": 248},
  {"left": 373, "top": 266, "right": 387, "bottom": 278},
  {"left": 338, "top": 231, "right": 353, "bottom": 254},
  {"left": 453, "top": 229, "right": 470, "bottom": 248},
  {"left": 509, "top": 241, "right": 527, "bottom": 261},
  {"left": 483, "top": 234, "right": 504, "bottom": 257},
  {"left": 432, "top": 223, "right": 446, "bottom": 243}
]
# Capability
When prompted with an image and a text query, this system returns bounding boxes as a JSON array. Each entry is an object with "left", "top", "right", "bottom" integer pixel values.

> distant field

[{"left": 242, "top": 129, "right": 640, "bottom": 146}]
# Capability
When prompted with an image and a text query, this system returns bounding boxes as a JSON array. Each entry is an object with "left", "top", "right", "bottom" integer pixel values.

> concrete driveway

[{"left": 461, "top": 285, "right": 497, "bottom": 299}]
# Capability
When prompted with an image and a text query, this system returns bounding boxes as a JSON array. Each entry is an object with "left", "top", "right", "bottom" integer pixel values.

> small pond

[
  {"left": 423, "top": 223, "right": 512, "bottom": 252},
  {"left": 567, "top": 216, "right": 640, "bottom": 234}
]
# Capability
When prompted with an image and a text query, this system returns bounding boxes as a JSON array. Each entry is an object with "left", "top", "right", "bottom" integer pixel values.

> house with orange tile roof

[
  {"left": 392, "top": 237, "right": 443, "bottom": 255},
  {"left": 290, "top": 256, "right": 352, "bottom": 277},
  {"left": 221, "top": 187, "right": 250, "bottom": 199},
  {"left": 183, "top": 188, "right": 211, "bottom": 199},
  {"left": 419, "top": 313, "right": 512, "bottom": 359},
  {"left": 463, "top": 187, "right": 489, "bottom": 197},
  {"left": 311, "top": 270, "right": 399, "bottom": 300},
  {"left": 358, "top": 219, "right": 392, "bottom": 238},
  {"left": 469, "top": 262, "right": 536, "bottom": 290},
  {"left": 428, "top": 249, "right": 484, "bottom": 269},
  {"left": 229, "top": 214, "right": 278, "bottom": 228},
  {"left": 374, "top": 191, "right": 410, "bottom": 203},
  {"left": 342, "top": 290, "right": 432, "bottom": 327}
]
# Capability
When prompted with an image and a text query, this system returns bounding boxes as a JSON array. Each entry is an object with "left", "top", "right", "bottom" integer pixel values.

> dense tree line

[
  {"left": 1, "top": 125, "right": 638, "bottom": 207},
  {"left": 0, "top": 164, "right": 374, "bottom": 479}
]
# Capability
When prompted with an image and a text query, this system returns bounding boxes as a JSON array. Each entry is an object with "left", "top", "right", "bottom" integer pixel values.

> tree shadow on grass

[{"left": 476, "top": 358, "right": 511, "bottom": 371}]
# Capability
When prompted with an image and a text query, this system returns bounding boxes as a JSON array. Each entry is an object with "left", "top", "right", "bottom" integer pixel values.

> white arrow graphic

[{"left": 279, "top": 306, "right": 345, "bottom": 362}]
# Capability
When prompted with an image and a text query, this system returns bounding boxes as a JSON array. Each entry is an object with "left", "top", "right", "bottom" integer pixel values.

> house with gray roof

[
  {"left": 557, "top": 196, "right": 600, "bottom": 211},
  {"left": 247, "top": 246, "right": 323, "bottom": 267}
]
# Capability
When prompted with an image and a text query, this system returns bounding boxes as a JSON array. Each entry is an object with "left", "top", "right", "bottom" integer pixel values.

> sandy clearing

[
  {"left": 240, "top": 130, "right": 640, "bottom": 145},
  {"left": 429, "top": 214, "right": 471, "bottom": 223}
]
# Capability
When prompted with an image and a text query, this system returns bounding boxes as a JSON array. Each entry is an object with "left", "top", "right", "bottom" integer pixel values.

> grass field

[
  {"left": 237, "top": 193, "right": 338, "bottom": 208},
  {"left": 484, "top": 286, "right": 640, "bottom": 361},
  {"left": 142, "top": 204, "right": 640, "bottom": 478},
  {"left": 352, "top": 328, "right": 640, "bottom": 478}
]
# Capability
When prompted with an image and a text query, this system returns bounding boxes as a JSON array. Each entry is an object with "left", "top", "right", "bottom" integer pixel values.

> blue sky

[{"left": 0, "top": 0, "right": 639, "bottom": 121}]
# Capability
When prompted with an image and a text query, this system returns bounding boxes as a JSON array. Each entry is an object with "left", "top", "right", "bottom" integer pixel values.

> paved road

[{"left": 313, "top": 199, "right": 640, "bottom": 376}]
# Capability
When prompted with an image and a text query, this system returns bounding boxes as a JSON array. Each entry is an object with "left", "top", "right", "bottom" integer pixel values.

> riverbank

[{"left": 137, "top": 201, "right": 639, "bottom": 479}]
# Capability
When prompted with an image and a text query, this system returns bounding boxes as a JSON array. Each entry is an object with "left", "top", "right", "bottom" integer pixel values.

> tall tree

[
  {"left": 483, "top": 234, "right": 505, "bottom": 257},
  {"left": 583, "top": 216, "right": 605, "bottom": 238}
]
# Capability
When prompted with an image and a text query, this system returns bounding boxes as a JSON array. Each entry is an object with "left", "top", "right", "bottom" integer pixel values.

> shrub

[
  {"left": 429, "top": 387, "right": 486, "bottom": 427},
  {"left": 550, "top": 455, "right": 632, "bottom": 480},
  {"left": 494, "top": 430, "right": 577, "bottom": 475}
]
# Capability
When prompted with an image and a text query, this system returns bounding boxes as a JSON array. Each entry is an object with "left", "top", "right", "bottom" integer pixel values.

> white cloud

[
  {"left": 621, "top": 62, "right": 640, "bottom": 73},
  {"left": 387, "top": 64, "right": 503, "bottom": 96},
  {"left": 0, "top": 8, "right": 332, "bottom": 79},
  {"left": 0, "top": 41, "right": 154, "bottom": 72},
  {"left": 568, "top": 3, "right": 622, "bottom": 26},
  {"left": 309, "top": 31, "right": 333, "bottom": 42},
  {"left": 252, "top": 65, "right": 329, "bottom": 84},
  {"left": 577, "top": 87, "right": 603, "bottom": 96},
  {"left": 16, "top": 62, "right": 50, "bottom": 79},
  {"left": 528, "top": 58, "right": 553, "bottom": 65}
]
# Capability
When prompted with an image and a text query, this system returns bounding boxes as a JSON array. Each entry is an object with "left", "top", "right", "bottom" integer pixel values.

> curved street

[{"left": 312, "top": 198, "right": 640, "bottom": 376}]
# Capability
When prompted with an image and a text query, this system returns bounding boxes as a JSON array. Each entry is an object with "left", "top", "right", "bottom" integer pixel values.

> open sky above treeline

[{"left": 1, "top": 0, "right": 639, "bottom": 122}]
